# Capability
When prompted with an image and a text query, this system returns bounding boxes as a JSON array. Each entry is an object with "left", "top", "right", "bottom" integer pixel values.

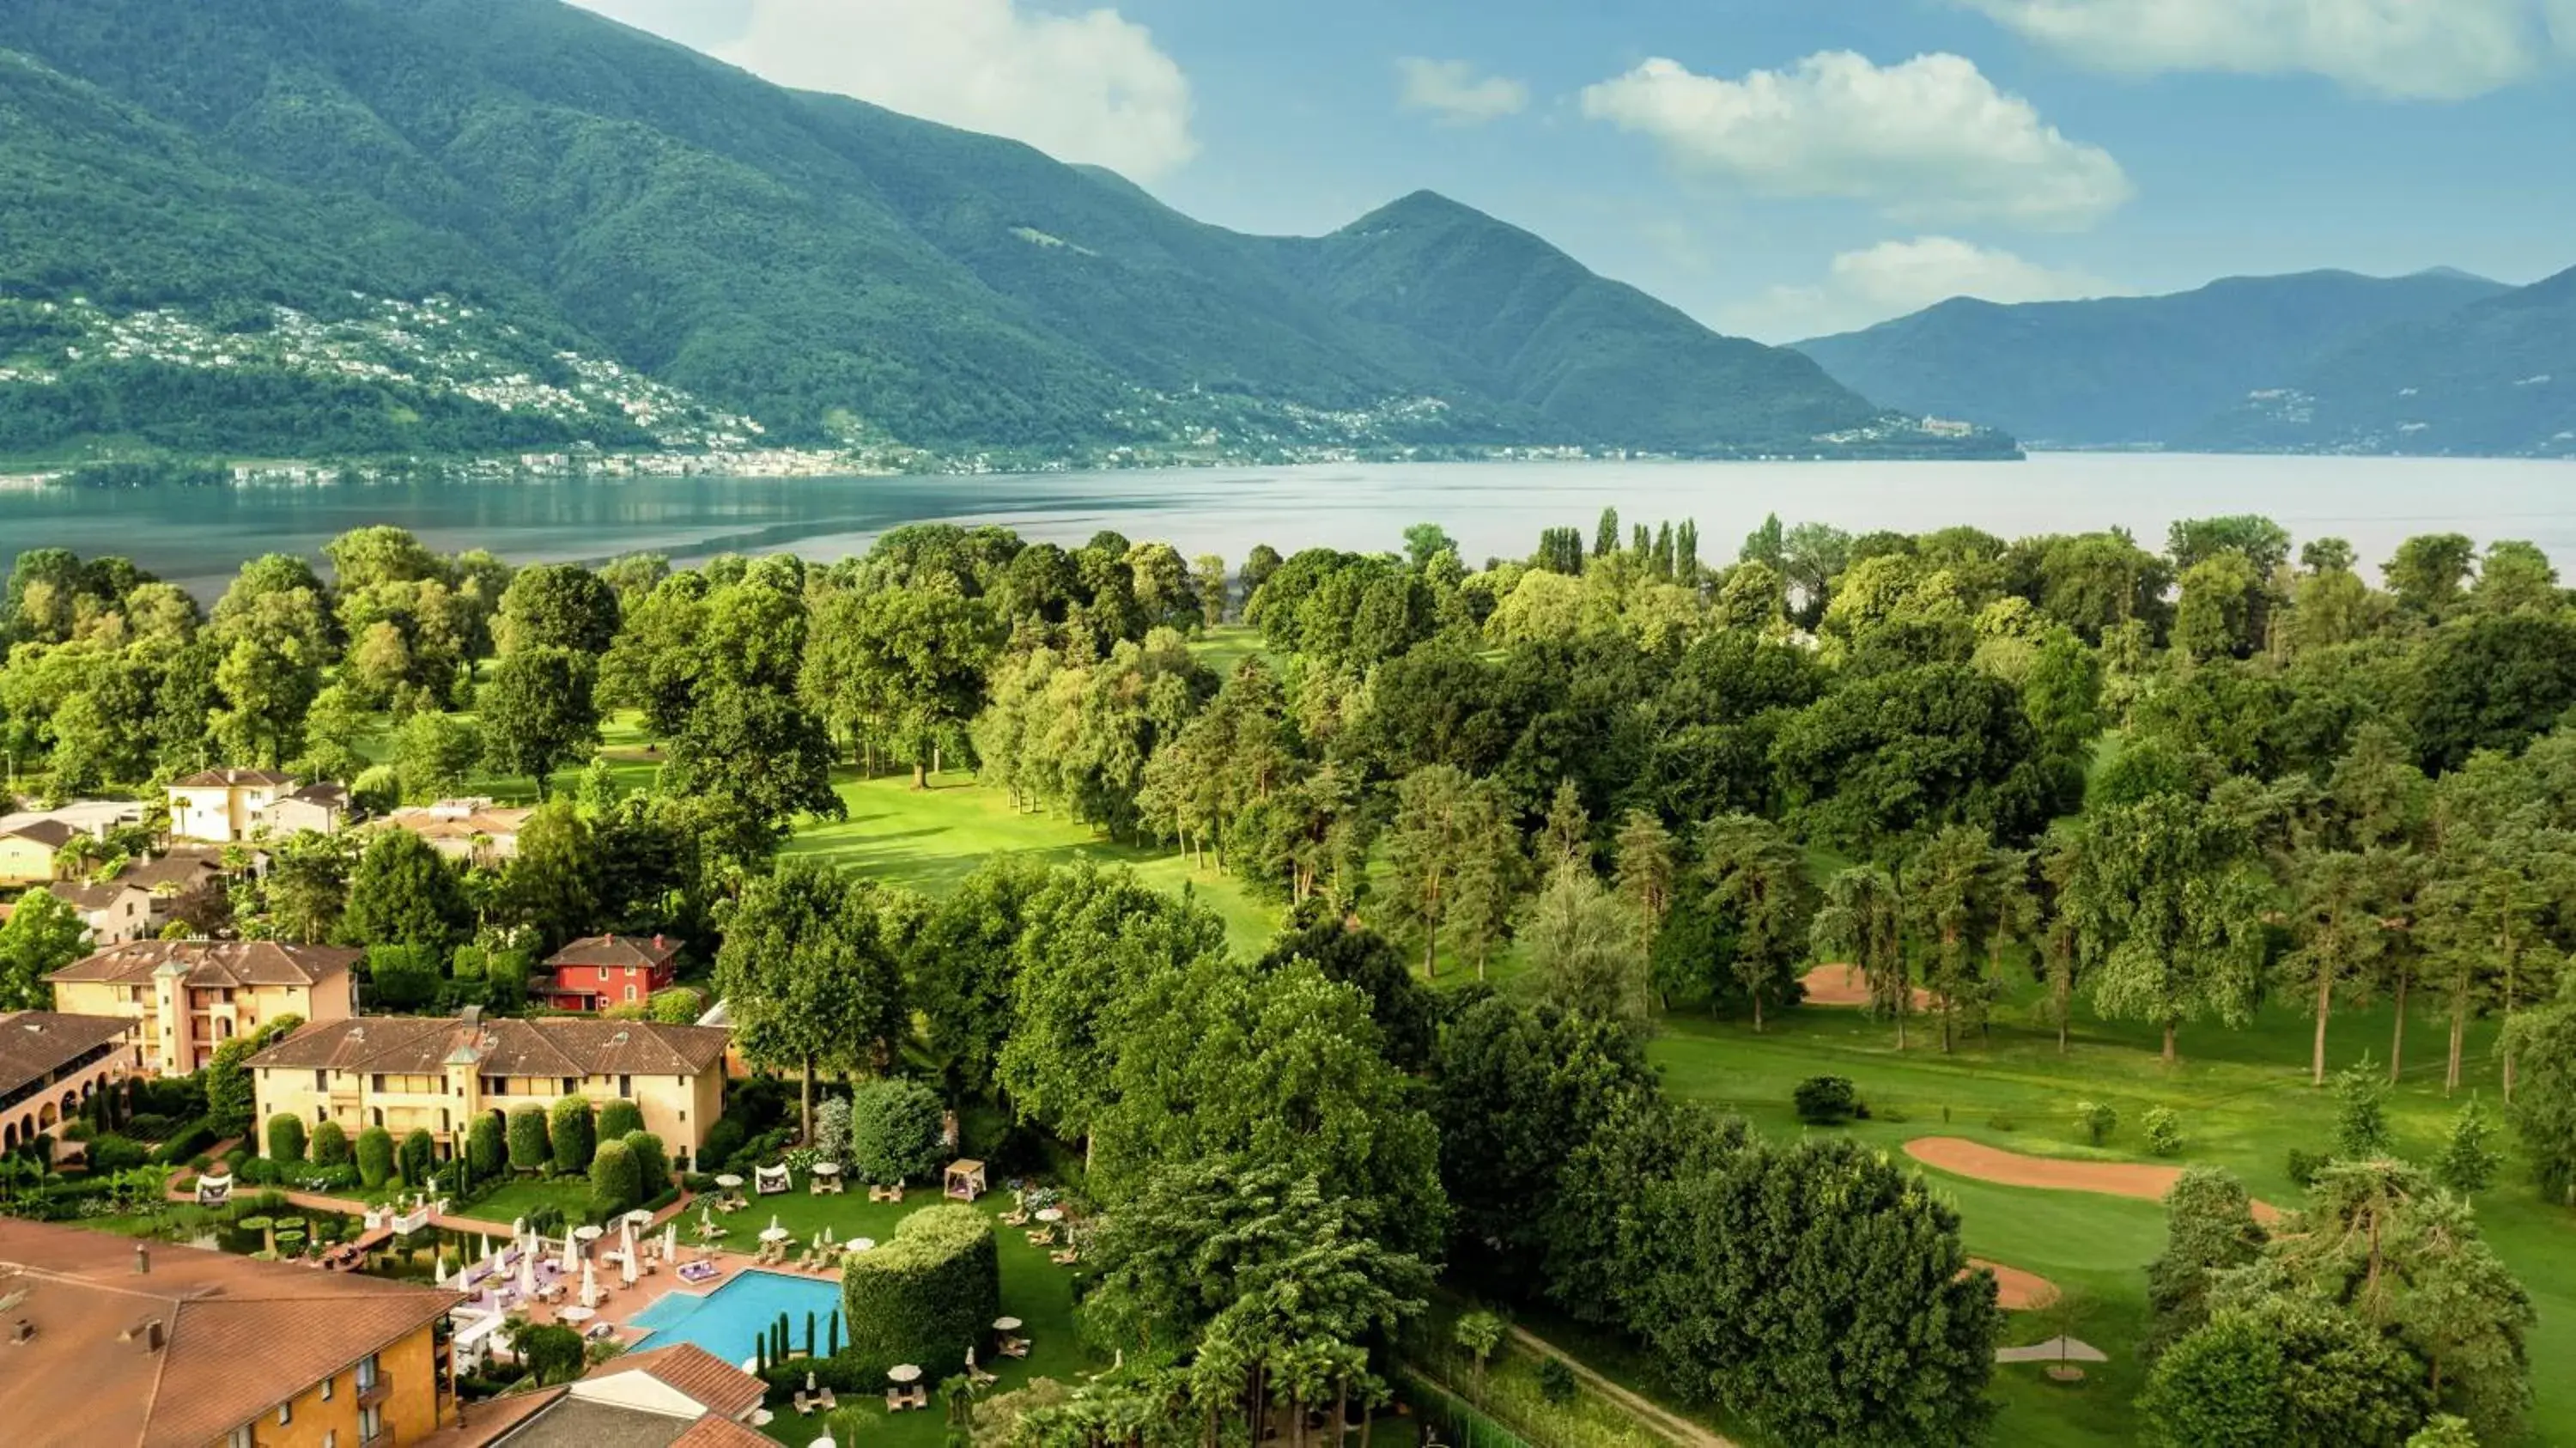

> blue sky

[{"left": 568, "top": 0, "right": 2576, "bottom": 340}]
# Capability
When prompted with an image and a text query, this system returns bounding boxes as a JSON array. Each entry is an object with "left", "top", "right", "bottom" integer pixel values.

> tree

[
  {"left": 2288, "top": 850, "right": 2391, "bottom": 1086},
  {"left": 2503, "top": 970, "right": 2576, "bottom": 1206},
  {"left": 712, "top": 862, "right": 909, "bottom": 1141},
  {"left": 588, "top": 1137, "right": 641, "bottom": 1214},
  {"left": 2335, "top": 1057, "right": 2395, "bottom": 1159},
  {"left": 1523, "top": 864, "right": 1651, "bottom": 1037},
  {"left": 847, "top": 1076, "right": 945, "bottom": 1184},
  {"left": 482, "top": 646, "right": 600, "bottom": 800},
  {"left": 625, "top": 1131, "right": 671, "bottom": 1196},
  {"left": 495, "top": 801, "right": 598, "bottom": 952},
  {"left": 1610, "top": 809, "right": 1677, "bottom": 952},
  {"left": 1255, "top": 908, "right": 1437, "bottom": 1072},
  {"left": 507, "top": 1104, "right": 550, "bottom": 1174},
  {"left": 1771, "top": 662, "right": 2056, "bottom": 854},
  {"left": 598, "top": 1099, "right": 645, "bottom": 1141},
  {"left": 2145, "top": 1166, "right": 2267, "bottom": 1357},
  {"left": 1430, "top": 996, "right": 1651, "bottom": 1263},
  {"left": 202, "top": 1037, "right": 258, "bottom": 1136},
  {"left": 398, "top": 1128, "right": 435, "bottom": 1187},
  {"left": 0, "top": 887, "right": 88, "bottom": 1009},
  {"left": 1696, "top": 814, "right": 1814, "bottom": 1030},
  {"left": 517, "top": 1322, "right": 586, "bottom": 1385},
  {"left": 1900, "top": 824, "right": 2032, "bottom": 1051},
  {"left": 1454, "top": 1311, "right": 1505, "bottom": 1395},
  {"left": 265, "top": 1113, "right": 307, "bottom": 1163},
  {"left": 2064, "top": 792, "right": 2270, "bottom": 1062},
  {"left": 309, "top": 1119, "right": 349, "bottom": 1168},
  {"left": 340, "top": 830, "right": 470, "bottom": 950},
  {"left": 495, "top": 563, "right": 620, "bottom": 656},
  {"left": 2385, "top": 533, "right": 2479, "bottom": 620},
  {"left": 2142, "top": 1298, "right": 2431, "bottom": 1448},
  {"left": 1380, "top": 765, "right": 1476, "bottom": 978},
  {"left": 1813, "top": 864, "right": 1911, "bottom": 1046},
  {"left": 386, "top": 707, "right": 483, "bottom": 804},
  {"left": 2436, "top": 1101, "right": 2502, "bottom": 1196},
  {"left": 549, "top": 1096, "right": 596, "bottom": 1175},
  {"left": 467, "top": 1110, "right": 507, "bottom": 1180}
]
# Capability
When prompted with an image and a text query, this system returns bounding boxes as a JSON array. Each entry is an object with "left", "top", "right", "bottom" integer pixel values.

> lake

[{"left": 5, "top": 453, "right": 2574, "bottom": 597}]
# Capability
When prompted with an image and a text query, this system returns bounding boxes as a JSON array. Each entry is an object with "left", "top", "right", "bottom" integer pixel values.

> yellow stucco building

[
  {"left": 46, "top": 940, "right": 361, "bottom": 1075},
  {"left": 250, "top": 1012, "right": 731, "bottom": 1172}
]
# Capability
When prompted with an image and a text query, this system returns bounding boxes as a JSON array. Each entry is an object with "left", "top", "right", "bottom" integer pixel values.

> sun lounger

[
  {"left": 819, "top": 1387, "right": 838, "bottom": 1411},
  {"left": 1050, "top": 1247, "right": 1079, "bottom": 1265},
  {"left": 1000, "top": 1336, "right": 1030, "bottom": 1358},
  {"left": 1025, "top": 1227, "right": 1054, "bottom": 1246},
  {"left": 797, "top": 1392, "right": 813, "bottom": 1415}
]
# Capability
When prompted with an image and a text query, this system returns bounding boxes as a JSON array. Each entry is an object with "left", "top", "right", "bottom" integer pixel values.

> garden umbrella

[
  {"left": 620, "top": 1218, "right": 639, "bottom": 1286},
  {"left": 580, "top": 1258, "right": 598, "bottom": 1308},
  {"left": 560, "top": 1229, "right": 577, "bottom": 1275},
  {"left": 664, "top": 1221, "right": 677, "bottom": 1262},
  {"left": 518, "top": 1247, "right": 537, "bottom": 1299}
]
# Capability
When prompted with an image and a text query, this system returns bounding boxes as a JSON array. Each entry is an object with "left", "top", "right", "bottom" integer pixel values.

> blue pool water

[{"left": 629, "top": 1270, "right": 846, "bottom": 1364}]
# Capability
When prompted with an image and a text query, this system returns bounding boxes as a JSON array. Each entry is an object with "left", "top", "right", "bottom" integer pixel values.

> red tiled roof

[
  {"left": 172, "top": 768, "right": 295, "bottom": 789},
  {"left": 582, "top": 1343, "right": 766, "bottom": 1421},
  {"left": 546, "top": 935, "right": 683, "bottom": 970},
  {"left": 0, "top": 1012, "right": 137, "bottom": 1097},
  {"left": 46, "top": 939, "right": 361, "bottom": 989},
  {"left": 669, "top": 1415, "right": 777, "bottom": 1448},
  {"left": 0, "top": 1220, "right": 459, "bottom": 1448},
  {"left": 250, "top": 1017, "right": 731, "bottom": 1077}
]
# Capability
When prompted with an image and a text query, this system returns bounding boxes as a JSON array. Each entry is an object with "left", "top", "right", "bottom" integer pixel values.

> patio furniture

[
  {"left": 945, "top": 1159, "right": 987, "bottom": 1202},
  {"left": 818, "top": 1387, "right": 838, "bottom": 1410},
  {"left": 999, "top": 1337, "right": 1030, "bottom": 1359},
  {"left": 1025, "top": 1227, "right": 1055, "bottom": 1247},
  {"left": 1000, "top": 1208, "right": 1030, "bottom": 1226},
  {"left": 797, "top": 1391, "right": 813, "bottom": 1415},
  {"left": 754, "top": 1164, "right": 792, "bottom": 1196},
  {"left": 868, "top": 1183, "right": 905, "bottom": 1203},
  {"left": 883, "top": 1389, "right": 905, "bottom": 1412},
  {"left": 967, "top": 1349, "right": 997, "bottom": 1386},
  {"left": 1051, "top": 1247, "right": 1079, "bottom": 1266}
]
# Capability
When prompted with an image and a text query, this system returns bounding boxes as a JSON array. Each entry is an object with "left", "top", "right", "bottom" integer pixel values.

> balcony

[{"left": 356, "top": 1372, "right": 394, "bottom": 1409}]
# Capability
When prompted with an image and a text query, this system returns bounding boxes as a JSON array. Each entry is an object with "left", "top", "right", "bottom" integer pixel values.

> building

[
  {"left": 47, "top": 940, "right": 361, "bottom": 1075},
  {"left": 0, "top": 1011, "right": 143, "bottom": 1157},
  {"left": 377, "top": 800, "right": 534, "bottom": 868},
  {"left": 542, "top": 934, "right": 683, "bottom": 1013},
  {"left": 258, "top": 782, "right": 354, "bottom": 837},
  {"left": 0, "top": 1219, "right": 460, "bottom": 1448},
  {"left": 0, "top": 816, "right": 76, "bottom": 888},
  {"left": 37, "top": 847, "right": 230, "bottom": 946},
  {"left": 167, "top": 768, "right": 302, "bottom": 843},
  {"left": 250, "top": 1013, "right": 731, "bottom": 1171},
  {"left": 443, "top": 1344, "right": 769, "bottom": 1448}
]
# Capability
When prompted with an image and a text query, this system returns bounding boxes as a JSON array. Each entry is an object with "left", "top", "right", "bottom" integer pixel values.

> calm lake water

[{"left": 5, "top": 453, "right": 2573, "bottom": 597}]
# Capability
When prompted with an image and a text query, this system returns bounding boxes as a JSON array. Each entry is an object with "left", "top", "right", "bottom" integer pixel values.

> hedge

[
  {"left": 356, "top": 1127, "right": 396, "bottom": 1189},
  {"left": 310, "top": 1119, "right": 351, "bottom": 1167},
  {"left": 508, "top": 1104, "right": 551, "bottom": 1172},
  {"left": 150, "top": 1119, "right": 218, "bottom": 1165},
  {"left": 550, "top": 1097, "right": 596, "bottom": 1175},
  {"left": 589, "top": 1139, "right": 641, "bottom": 1217},
  {"left": 624, "top": 1131, "right": 671, "bottom": 1196},
  {"left": 468, "top": 1112, "right": 507, "bottom": 1178},
  {"left": 398, "top": 1129, "right": 435, "bottom": 1188},
  {"left": 598, "top": 1099, "right": 645, "bottom": 1141},
  {"left": 266, "top": 1114, "right": 307, "bottom": 1163},
  {"left": 840, "top": 1204, "right": 999, "bottom": 1372},
  {"left": 848, "top": 1078, "right": 945, "bottom": 1185}
]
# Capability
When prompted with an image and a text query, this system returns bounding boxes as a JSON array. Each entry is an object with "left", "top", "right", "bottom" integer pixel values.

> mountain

[
  {"left": 0, "top": 0, "right": 2001, "bottom": 465},
  {"left": 2185, "top": 265, "right": 2576, "bottom": 458},
  {"left": 1795, "top": 270, "right": 2508, "bottom": 448}
]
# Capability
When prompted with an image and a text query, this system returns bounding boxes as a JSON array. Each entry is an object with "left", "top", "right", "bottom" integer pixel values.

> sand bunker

[
  {"left": 1905, "top": 1137, "right": 2283, "bottom": 1223},
  {"left": 1968, "top": 1257, "right": 2061, "bottom": 1311},
  {"left": 1798, "top": 963, "right": 1935, "bottom": 1011}
]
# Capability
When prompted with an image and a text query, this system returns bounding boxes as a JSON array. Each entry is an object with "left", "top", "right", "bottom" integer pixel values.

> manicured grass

[
  {"left": 788, "top": 770, "right": 1282, "bottom": 955},
  {"left": 461, "top": 1177, "right": 595, "bottom": 1225},
  {"left": 1638, "top": 983, "right": 2576, "bottom": 1447},
  {"left": 739, "top": 1185, "right": 1092, "bottom": 1446}
]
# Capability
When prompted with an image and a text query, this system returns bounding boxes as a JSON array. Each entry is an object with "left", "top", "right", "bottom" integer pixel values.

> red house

[{"left": 544, "top": 934, "right": 683, "bottom": 1012}]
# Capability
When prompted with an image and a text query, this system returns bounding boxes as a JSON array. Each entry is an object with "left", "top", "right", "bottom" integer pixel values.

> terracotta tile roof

[
  {"left": 0, "top": 1012, "right": 137, "bottom": 1096},
  {"left": 583, "top": 1343, "right": 766, "bottom": 1421},
  {"left": 487, "top": 1396, "right": 707, "bottom": 1448},
  {"left": 116, "top": 849, "right": 226, "bottom": 893},
  {"left": 281, "top": 782, "right": 350, "bottom": 808},
  {"left": 0, "top": 1219, "right": 459, "bottom": 1448},
  {"left": 668, "top": 1415, "right": 778, "bottom": 1448},
  {"left": 50, "top": 879, "right": 143, "bottom": 913},
  {"left": 250, "top": 1017, "right": 732, "bottom": 1077},
  {"left": 412, "top": 1385, "right": 566, "bottom": 1448},
  {"left": 380, "top": 806, "right": 533, "bottom": 842},
  {"left": 546, "top": 934, "right": 683, "bottom": 970},
  {"left": 46, "top": 939, "right": 361, "bottom": 989},
  {"left": 0, "top": 816, "right": 77, "bottom": 849},
  {"left": 171, "top": 768, "right": 295, "bottom": 789}
]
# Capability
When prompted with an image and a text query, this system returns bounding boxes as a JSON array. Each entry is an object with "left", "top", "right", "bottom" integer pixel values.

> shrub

[
  {"left": 265, "top": 1114, "right": 307, "bottom": 1163},
  {"left": 700, "top": 1116, "right": 748, "bottom": 1170},
  {"left": 365, "top": 944, "right": 444, "bottom": 1011},
  {"left": 624, "top": 1131, "right": 671, "bottom": 1196},
  {"left": 647, "top": 985, "right": 705, "bottom": 1025},
  {"left": 848, "top": 1078, "right": 945, "bottom": 1183},
  {"left": 2331, "top": 1058, "right": 2392, "bottom": 1159},
  {"left": 2286, "top": 1147, "right": 2330, "bottom": 1189},
  {"left": 589, "top": 1139, "right": 641, "bottom": 1217},
  {"left": 2143, "top": 1105, "right": 2182, "bottom": 1157},
  {"left": 1792, "top": 1076, "right": 1864, "bottom": 1126},
  {"left": 598, "top": 1099, "right": 645, "bottom": 1141},
  {"left": 239, "top": 1155, "right": 284, "bottom": 1185},
  {"left": 398, "top": 1129, "right": 435, "bottom": 1188},
  {"left": 550, "top": 1098, "right": 596, "bottom": 1174},
  {"left": 87, "top": 1134, "right": 150, "bottom": 1171},
  {"left": 310, "top": 1119, "right": 350, "bottom": 1167},
  {"left": 812, "top": 1095, "right": 853, "bottom": 1165},
  {"left": 467, "top": 1112, "right": 507, "bottom": 1179},
  {"left": 841, "top": 1204, "right": 999, "bottom": 1372},
  {"left": 151, "top": 1121, "right": 217, "bottom": 1165},
  {"left": 356, "top": 1127, "right": 396, "bottom": 1189},
  {"left": 1985, "top": 1112, "right": 2018, "bottom": 1133},
  {"left": 1536, "top": 1358, "right": 1579, "bottom": 1406},
  {"left": 2077, "top": 1100, "right": 2118, "bottom": 1146},
  {"left": 2435, "top": 1100, "right": 2500, "bottom": 1195},
  {"left": 507, "top": 1104, "right": 550, "bottom": 1173}
]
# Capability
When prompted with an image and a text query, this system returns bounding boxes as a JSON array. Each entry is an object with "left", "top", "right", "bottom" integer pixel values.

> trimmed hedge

[
  {"left": 507, "top": 1104, "right": 551, "bottom": 1172},
  {"left": 550, "top": 1097, "right": 596, "bottom": 1174},
  {"left": 625, "top": 1131, "right": 671, "bottom": 1196},
  {"left": 150, "top": 1119, "right": 218, "bottom": 1165},
  {"left": 356, "top": 1127, "right": 395, "bottom": 1189},
  {"left": 840, "top": 1204, "right": 999, "bottom": 1373},
  {"left": 468, "top": 1112, "right": 507, "bottom": 1178},
  {"left": 266, "top": 1114, "right": 307, "bottom": 1163},
  {"left": 398, "top": 1129, "right": 435, "bottom": 1187},
  {"left": 310, "top": 1119, "right": 350, "bottom": 1167},
  {"left": 589, "top": 1139, "right": 641, "bottom": 1217},
  {"left": 598, "top": 1099, "right": 645, "bottom": 1141}
]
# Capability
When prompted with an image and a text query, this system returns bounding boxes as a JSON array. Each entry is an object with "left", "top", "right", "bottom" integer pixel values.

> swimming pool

[{"left": 629, "top": 1270, "right": 846, "bottom": 1364}]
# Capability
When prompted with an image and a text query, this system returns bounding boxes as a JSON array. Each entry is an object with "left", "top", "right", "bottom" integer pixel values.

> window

[
  {"left": 279, "top": 1399, "right": 292, "bottom": 1426},
  {"left": 323, "top": 1373, "right": 335, "bottom": 1401},
  {"left": 360, "top": 1404, "right": 383, "bottom": 1444},
  {"left": 229, "top": 1427, "right": 253, "bottom": 1448},
  {"left": 315, "top": 1070, "right": 329, "bottom": 1092},
  {"left": 618, "top": 1074, "right": 632, "bottom": 1097},
  {"left": 356, "top": 1354, "right": 380, "bottom": 1390},
  {"left": 624, "top": 985, "right": 637, "bottom": 1002},
  {"left": 372, "top": 1074, "right": 386, "bottom": 1092}
]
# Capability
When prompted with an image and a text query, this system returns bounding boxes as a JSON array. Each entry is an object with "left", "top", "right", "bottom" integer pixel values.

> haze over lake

[{"left": 7, "top": 453, "right": 2573, "bottom": 597}]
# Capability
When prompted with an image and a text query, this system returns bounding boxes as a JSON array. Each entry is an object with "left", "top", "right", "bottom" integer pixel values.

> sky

[{"left": 563, "top": 0, "right": 2576, "bottom": 341}]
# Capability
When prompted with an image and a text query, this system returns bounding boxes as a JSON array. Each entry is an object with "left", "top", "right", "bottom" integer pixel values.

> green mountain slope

[
  {"left": 0, "top": 0, "right": 2002, "bottom": 463},
  {"left": 2184, "top": 265, "right": 2576, "bottom": 458},
  {"left": 1795, "top": 270, "right": 2506, "bottom": 447}
]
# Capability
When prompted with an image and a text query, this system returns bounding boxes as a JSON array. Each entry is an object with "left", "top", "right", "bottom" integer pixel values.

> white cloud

[
  {"left": 571, "top": 0, "right": 1197, "bottom": 181},
  {"left": 1397, "top": 58, "right": 1530, "bottom": 126},
  {"left": 1722, "top": 235, "right": 2129, "bottom": 342},
  {"left": 1581, "top": 52, "right": 2131, "bottom": 230},
  {"left": 1962, "top": 0, "right": 2567, "bottom": 100}
]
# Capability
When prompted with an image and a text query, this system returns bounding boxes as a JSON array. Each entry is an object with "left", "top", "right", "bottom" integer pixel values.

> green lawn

[
  {"left": 739, "top": 1184, "right": 1092, "bottom": 1446},
  {"left": 788, "top": 770, "right": 1281, "bottom": 955},
  {"left": 1638, "top": 985, "right": 2576, "bottom": 1447},
  {"left": 460, "top": 1177, "right": 595, "bottom": 1226}
]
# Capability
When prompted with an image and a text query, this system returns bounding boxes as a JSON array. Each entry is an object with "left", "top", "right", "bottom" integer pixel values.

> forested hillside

[
  {"left": 0, "top": 0, "right": 2002, "bottom": 464},
  {"left": 1796, "top": 270, "right": 2509, "bottom": 447}
]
